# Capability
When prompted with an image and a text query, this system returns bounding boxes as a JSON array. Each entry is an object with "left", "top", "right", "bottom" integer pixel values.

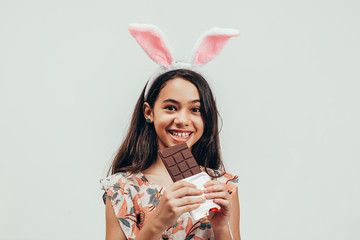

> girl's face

[{"left": 144, "top": 77, "right": 204, "bottom": 150}]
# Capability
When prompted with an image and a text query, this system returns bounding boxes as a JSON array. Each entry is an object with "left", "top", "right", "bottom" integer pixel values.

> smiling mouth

[{"left": 168, "top": 130, "right": 192, "bottom": 139}]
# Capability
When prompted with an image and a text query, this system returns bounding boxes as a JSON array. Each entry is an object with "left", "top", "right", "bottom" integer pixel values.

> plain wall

[{"left": 1, "top": 0, "right": 359, "bottom": 239}]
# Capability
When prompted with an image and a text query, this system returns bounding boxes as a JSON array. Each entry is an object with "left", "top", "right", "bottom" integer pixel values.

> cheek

[
  {"left": 194, "top": 116, "right": 205, "bottom": 132},
  {"left": 153, "top": 113, "right": 173, "bottom": 129}
]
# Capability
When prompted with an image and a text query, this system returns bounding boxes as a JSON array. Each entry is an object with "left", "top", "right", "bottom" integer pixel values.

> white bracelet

[{"left": 228, "top": 221, "right": 233, "bottom": 240}]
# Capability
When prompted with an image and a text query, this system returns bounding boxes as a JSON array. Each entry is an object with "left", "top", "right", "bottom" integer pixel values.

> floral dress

[{"left": 100, "top": 168, "right": 238, "bottom": 240}]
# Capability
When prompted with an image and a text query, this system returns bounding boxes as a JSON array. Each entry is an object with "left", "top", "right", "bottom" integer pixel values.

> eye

[
  {"left": 191, "top": 107, "right": 201, "bottom": 113},
  {"left": 165, "top": 105, "right": 177, "bottom": 111}
]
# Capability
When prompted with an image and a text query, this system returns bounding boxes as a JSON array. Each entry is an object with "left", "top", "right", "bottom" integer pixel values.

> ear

[
  {"left": 143, "top": 102, "right": 154, "bottom": 122},
  {"left": 190, "top": 27, "right": 239, "bottom": 66},
  {"left": 129, "top": 23, "right": 174, "bottom": 67}
]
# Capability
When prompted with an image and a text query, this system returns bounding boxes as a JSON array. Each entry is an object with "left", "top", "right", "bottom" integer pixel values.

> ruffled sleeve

[{"left": 100, "top": 173, "right": 137, "bottom": 240}]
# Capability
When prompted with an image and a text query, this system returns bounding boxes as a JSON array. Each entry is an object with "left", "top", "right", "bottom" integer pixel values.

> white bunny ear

[
  {"left": 190, "top": 27, "right": 240, "bottom": 66},
  {"left": 128, "top": 23, "right": 174, "bottom": 67}
]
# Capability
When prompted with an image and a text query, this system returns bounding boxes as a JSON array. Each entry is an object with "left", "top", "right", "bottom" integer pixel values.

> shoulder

[
  {"left": 100, "top": 172, "right": 150, "bottom": 203},
  {"left": 100, "top": 171, "right": 145, "bottom": 191},
  {"left": 101, "top": 172, "right": 146, "bottom": 239}
]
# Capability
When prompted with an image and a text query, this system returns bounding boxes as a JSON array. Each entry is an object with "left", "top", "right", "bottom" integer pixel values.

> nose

[{"left": 174, "top": 109, "right": 191, "bottom": 126}]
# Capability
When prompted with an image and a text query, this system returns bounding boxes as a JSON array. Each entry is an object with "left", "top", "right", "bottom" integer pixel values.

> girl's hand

[
  {"left": 150, "top": 181, "right": 206, "bottom": 231},
  {"left": 204, "top": 180, "right": 232, "bottom": 233}
]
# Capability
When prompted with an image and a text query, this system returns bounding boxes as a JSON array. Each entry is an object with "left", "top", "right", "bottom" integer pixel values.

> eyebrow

[{"left": 162, "top": 98, "right": 201, "bottom": 104}]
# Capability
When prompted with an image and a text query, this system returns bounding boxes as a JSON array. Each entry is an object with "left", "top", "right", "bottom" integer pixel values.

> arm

[
  {"left": 213, "top": 189, "right": 240, "bottom": 240},
  {"left": 229, "top": 187, "right": 241, "bottom": 240},
  {"left": 105, "top": 197, "right": 164, "bottom": 240},
  {"left": 204, "top": 182, "right": 240, "bottom": 240},
  {"left": 105, "top": 197, "right": 126, "bottom": 240}
]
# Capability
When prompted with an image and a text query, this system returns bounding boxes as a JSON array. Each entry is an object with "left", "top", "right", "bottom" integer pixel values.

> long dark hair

[{"left": 108, "top": 69, "right": 224, "bottom": 176}]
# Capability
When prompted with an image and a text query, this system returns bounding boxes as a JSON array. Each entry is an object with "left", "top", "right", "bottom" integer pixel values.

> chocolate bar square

[
  {"left": 182, "top": 148, "right": 193, "bottom": 159},
  {"left": 173, "top": 152, "right": 184, "bottom": 163},
  {"left": 178, "top": 161, "right": 189, "bottom": 172},
  {"left": 158, "top": 142, "right": 202, "bottom": 182},
  {"left": 164, "top": 156, "right": 176, "bottom": 166}
]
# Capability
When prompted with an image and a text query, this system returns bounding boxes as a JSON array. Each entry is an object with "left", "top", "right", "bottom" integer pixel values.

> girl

[{"left": 101, "top": 24, "right": 240, "bottom": 240}]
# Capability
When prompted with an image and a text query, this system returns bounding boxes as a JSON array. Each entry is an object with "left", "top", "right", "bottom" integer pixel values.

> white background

[{"left": 1, "top": 1, "right": 359, "bottom": 239}]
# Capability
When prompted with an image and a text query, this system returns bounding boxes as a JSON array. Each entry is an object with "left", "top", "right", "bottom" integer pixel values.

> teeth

[{"left": 170, "top": 131, "right": 191, "bottom": 138}]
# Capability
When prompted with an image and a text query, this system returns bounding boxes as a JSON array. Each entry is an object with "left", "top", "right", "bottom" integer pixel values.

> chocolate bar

[{"left": 158, "top": 143, "right": 202, "bottom": 182}]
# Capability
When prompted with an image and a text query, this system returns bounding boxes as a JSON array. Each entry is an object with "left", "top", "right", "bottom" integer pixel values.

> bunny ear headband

[{"left": 128, "top": 23, "right": 240, "bottom": 99}]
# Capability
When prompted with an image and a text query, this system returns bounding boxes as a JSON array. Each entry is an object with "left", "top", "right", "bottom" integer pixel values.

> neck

[
  {"left": 142, "top": 155, "right": 174, "bottom": 188},
  {"left": 143, "top": 155, "right": 167, "bottom": 175}
]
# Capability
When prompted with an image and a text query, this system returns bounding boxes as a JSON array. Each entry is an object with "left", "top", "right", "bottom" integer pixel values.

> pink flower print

[
  {"left": 114, "top": 176, "right": 127, "bottom": 195},
  {"left": 171, "top": 220, "right": 184, "bottom": 234},
  {"left": 199, "top": 218, "right": 211, "bottom": 230},
  {"left": 146, "top": 187, "right": 163, "bottom": 207},
  {"left": 134, "top": 175, "right": 149, "bottom": 187}
]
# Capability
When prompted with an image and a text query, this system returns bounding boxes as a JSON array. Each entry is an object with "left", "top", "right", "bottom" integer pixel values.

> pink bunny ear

[
  {"left": 128, "top": 24, "right": 173, "bottom": 67},
  {"left": 190, "top": 27, "right": 240, "bottom": 66}
]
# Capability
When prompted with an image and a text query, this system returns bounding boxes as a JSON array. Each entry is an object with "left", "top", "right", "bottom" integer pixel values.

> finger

[
  {"left": 204, "top": 180, "right": 221, "bottom": 187},
  {"left": 167, "top": 180, "right": 197, "bottom": 191},
  {"left": 172, "top": 186, "right": 203, "bottom": 199},
  {"left": 175, "top": 196, "right": 206, "bottom": 207},
  {"left": 204, "top": 183, "right": 227, "bottom": 193},
  {"left": 163, "top": 181, "right": 197, "bottom": 197},
  {"left": 208, "top": 210, "right": 216, "bottom": 219},
  {"left": 176, "top": 203, "right": 202, "bottom": 214},
  {"left": 205, "top": 191, "right": 229, "bottom": 200},
  {"left": 204, "top": 180, "right": 225, "bottom": 188},
  {"left": 213, "top": 198, "right": 231, "bottom": 210}
]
